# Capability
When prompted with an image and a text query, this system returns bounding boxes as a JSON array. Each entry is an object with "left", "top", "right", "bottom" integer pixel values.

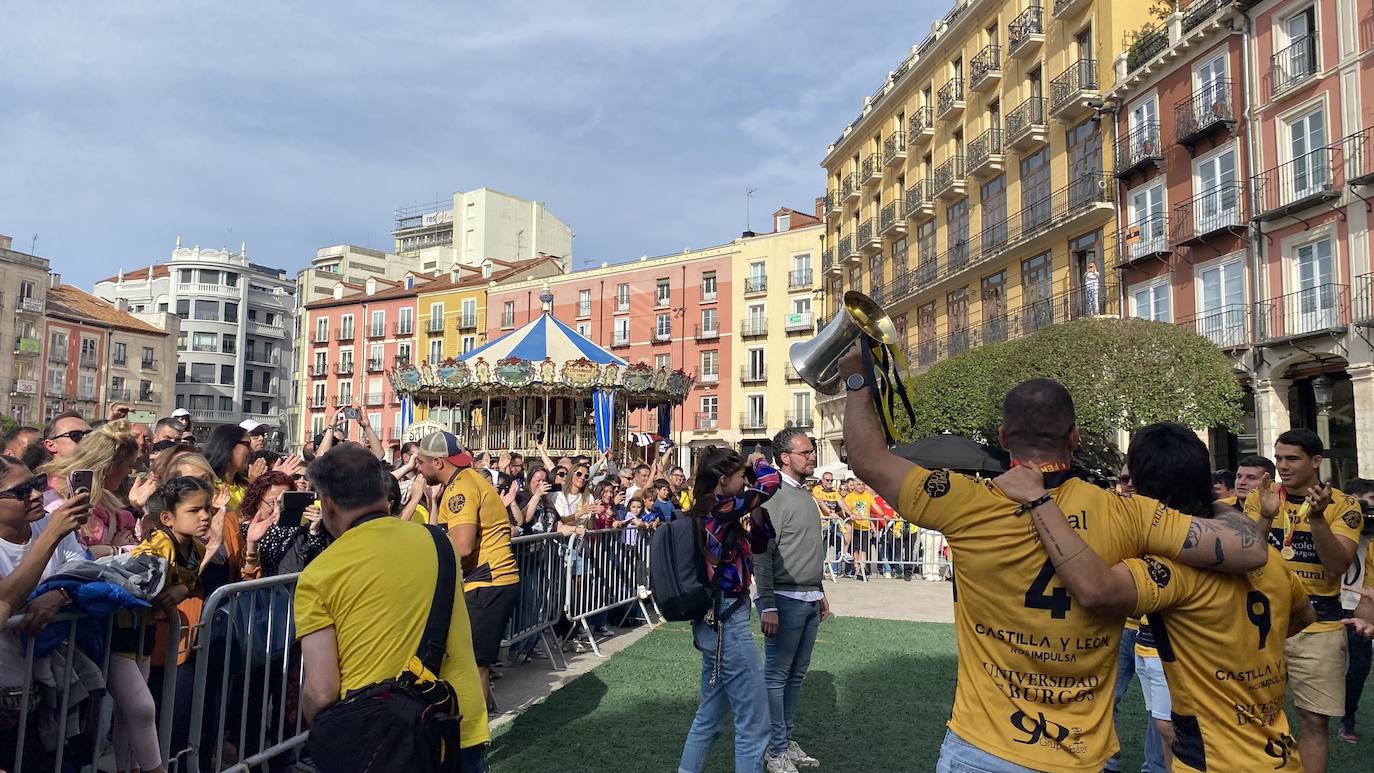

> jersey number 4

[{"left": 1024, "top": 559, "right": 1072, "bottom": 619}]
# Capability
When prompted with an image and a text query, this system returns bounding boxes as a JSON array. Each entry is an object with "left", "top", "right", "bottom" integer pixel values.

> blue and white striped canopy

[{"left": 461, "top": 312, "right": 627, "bottom": 366}]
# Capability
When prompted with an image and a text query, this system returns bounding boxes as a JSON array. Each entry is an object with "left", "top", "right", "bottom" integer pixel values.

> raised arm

[
  {"left": 837, "top": 347, "right": 914, "bottom": 507},
  {"left": 355, "top": 409, "right": 385, "bottom": 459}
]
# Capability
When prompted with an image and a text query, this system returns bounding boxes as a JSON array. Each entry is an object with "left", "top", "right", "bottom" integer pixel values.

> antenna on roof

[
  {"left": 30, "top": 233, "right": 37, "bottom": 254},
  {"left": 745, "top": 188, "right": 757, "bottom": 232}
]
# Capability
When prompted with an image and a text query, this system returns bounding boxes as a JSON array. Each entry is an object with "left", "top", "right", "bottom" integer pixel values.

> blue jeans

[
  {"left": 762, "top": 596, "right": 821, "bottom": 755},
  {"left": 936, "top": 729, "right": 1042, "bottom": 772},
  {"left": 1105, "top": 628, "right": 1165, "bottom": 773},
  {"left": 679, "top": 607, "right": 770, "bottom": 773}
]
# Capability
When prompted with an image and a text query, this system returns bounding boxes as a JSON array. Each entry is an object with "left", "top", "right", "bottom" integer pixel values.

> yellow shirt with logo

[
  {"left": 896, "top": 467, "right": 1195, "bottom": 771},
  {"left": 1244, "top": 488, "right": 1362, "bottom": 633},
  {"left": 844, "top": 491, "right": 876, "bottom": 530},
  {"left": 812, "top": 485, "right": 842, "bottom": 517},
  {"left": 1122, "top": 549, "right": 1307, "bottom": 771},
  {"left": 438, "top": 467, "right": 519, "bottom": 590},
  {"left": 293, "top": 517, "right": 488, "bottom": 748}
]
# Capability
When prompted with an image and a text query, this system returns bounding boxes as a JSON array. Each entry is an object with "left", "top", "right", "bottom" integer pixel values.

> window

[
  {"left": 179, "top": 269, "right": 193, "bottom": 283},
  {"left": 656, "top": 279, "right": 671, "bottom": 307},
  {"left": 175, "top": 299, "right": 189, "bottom": 319},
  {"left": 701, "top": 308, "right": 718, "bottom": 332},
  {"left": 177, "top": 332, "right": 187, "bottom": 351},
  {"left": 369, "top": 344, "right": 383, "bottom": 369},
  {"left": 113, "top": 342, "right": 127, "bottom": 366},
  {"left": 790, "top": 255, "right": 811, "bottom": 288},
  {"left": 1021, "top": 252, "right": 1054, "bottom": 333},
  {"left": 700, "top": 395, "right": 718, "bottom": 420},
  {"left": 338, "top": 382, "right": 353, "bottom": 405},
  {"left": 1131, "top": 279, "right": 1171, "bottom": 322},
  {"left": 616, "top": 283, "right": 630, "bottom": 311},
  {"left": 700, "top": 350, "right": 718, "bottom": 380},
  {"left": 776, "top": 213, "right": 791, "bottom": 231},
  {"left": 49, "top": 329, "right": 67, "bottom": 353},
  {"left": 462, "top": 335, "right": 477, "bottom": 353},
  {"left": 982, "top": 270, "right": 1008, "bottom": 340},
  {"left": 47, "top": 367, "right": 65, "bottom": 394},
  {"left": 1293, "top": 238, "right": 1336, "bottom": 333},
  {"left": 398, "top": 307, "right": 414, "bottom": 335},
  {"left": 222, "top": 333, "right": 236, "bottom": 354},
  {"left": 314, "top": 351, "right": 327, "bottom": 372},
  {"left": 192, "top": 332, "right": 217, "bottom": 352},
  {"left": 791, "top": 297, "right": 811, "bottom": 316},
  {"left": 141, "top": 347, "right": 154, "bottom": 368},
  {"left": 339, "top": 349, "right": 354, "bottom": 370},
  {"left": 224, "top": 301, "right": 238, "bottom": 321},
  {"left": 190, "top": 363, "right": 215, "bottom": 384},
  {"left": 1194, "top": 147, "right": 1239, "bottom": 233},
  {"left": 702, "top": 273, "right": 717, "bottom": 301},
  {"left": 201, "top": 269, "right": 220, "bottom": 285},
  {"left": 80, "top": 337, "right": 98, "bottom": 360},
  {"left": 315, "top": 317, "right": 329, "bottom": 341},
  {"left": 1287, "top": 108, "right": 1328, "bottom": 199},
  {"left": 747, "top": 262, "right": 767, "bottom": 293},
  {"left": 947, "top": 197, "right": 970, "bottom": 270},
  {"left": 429, "top": 339, "right": 443, "bottom": 362},
  {"left": 502, "top": 301, "right": 516, "bottom": 327},
  {"left": 220, "top": 396, "right": 234, "bottom": 412},
  {"left": 78, "top": 373, "right": 96, "bottom": 401},
  {"left": 428, "top": 304, "right": 444, "bottom": 331},
  {"left": 614, "top": 318, "right": 630, "bottom": 344},
  {"left": 1128, "top": 95, "right": 1158, "bottom": 135},
  {"left": 461, "top": 299, "right": 476, "bottom": 326},
  {"left": 397, "top": 342, "right": 411, "bottom": 364},
  {"left": 578, "top": 289, "right": 592, "bottom": 317},
  {"left": 371, "top": 310, "right": 385, "bottom": 336},
  {"left": 747, "top": 348, "right": 765, "bottom": 380},
  {"left": 221, "top": 365, "right": 235, "bottom": 385},
  {"left": 655, "top": 353, "right": 671, "bottom": 370},
  {"left": 1021, "top": 146, "right": 1052, "bottom": 227},
  {"left": 139, "top": 380, "right": 152, "bottom": 401},
  {"left": 748, "top": 303, "right": 766, "bottom": 325},
  {"left": 340, "top": 314, "right": 355, "bottom": 338},
  {"left": 260, "top": 371, "right": 272, "bottom": 392},
  {"left": 656, "top": 313, "right": 671, "bottom": 339},
  {"left": 746, "top": 395, "right": 765, "bottom": 427},
  {"left": 193, "top": 300, "right": 219, "bottom": 321},
  {"left": 577, "top": 322, "right": 591, "bottom": 338},
  {"left": 313, "top": 383, "right": 326, "bottom": 406},
  {"left": 1195, "top": 257, "right": 1246, "bottom": 346},
  {"left": 248, "top": 309, "right": 257, "bottom": 323},
  {"left": 980, "top": 176, "right": 1007, "bottom": 253},
  {"left": 791, "top": 392, "right": 812, "bottom": 424},
  {"left": 1127, "top": 182, "right": 1166, "bottom": 258},
  {"left": 368, "top": 413, "right": 382, "bottom": 435}
]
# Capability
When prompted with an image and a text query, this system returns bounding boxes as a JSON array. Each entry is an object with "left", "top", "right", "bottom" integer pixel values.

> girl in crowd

[
  {"left": 552, "top": 463, "right": 594, "bottom": 531},
  {"left": 203, "top": 425, "right": 252, "bottom": 511},
  {"left": 515, "top": 465, "right": 559, "bottom": 535},
  {"left": 40, "top": 420, "right": 157, "bottom": 557},
  {"left": 238, "top": 471, "right": 330, "bottom": 577},
  {"left": 679, "top": 447, "right": 780, "bottom": 773}
]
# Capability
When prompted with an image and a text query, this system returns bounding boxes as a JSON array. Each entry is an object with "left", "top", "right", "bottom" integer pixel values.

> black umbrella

[{"left": 894, "top": 434, "right": 1008, "bottom": 476}]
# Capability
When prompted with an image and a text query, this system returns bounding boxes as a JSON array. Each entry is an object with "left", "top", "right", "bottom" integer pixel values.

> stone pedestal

[{"left": 1253, "top": 378, "right": 1293, "bottom": 459}]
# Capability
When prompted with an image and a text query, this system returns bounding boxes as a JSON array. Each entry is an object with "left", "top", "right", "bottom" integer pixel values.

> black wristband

[{"left": 1016, "top": 492, "right": 1053, "bottom": 516}]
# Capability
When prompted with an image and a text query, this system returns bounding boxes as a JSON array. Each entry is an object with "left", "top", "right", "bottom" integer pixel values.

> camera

[{"left": 1361, "top": 502, "right": 1374, "bottom": 537}]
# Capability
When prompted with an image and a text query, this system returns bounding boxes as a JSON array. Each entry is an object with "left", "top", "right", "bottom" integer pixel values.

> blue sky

[{"left": 0, "top": 2, "right": 936, "bottom": 288}]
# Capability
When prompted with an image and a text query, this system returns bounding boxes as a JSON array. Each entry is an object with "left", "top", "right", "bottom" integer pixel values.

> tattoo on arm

[{"left": 1183, "top": 521, "right": 1200, "bottom": 549}]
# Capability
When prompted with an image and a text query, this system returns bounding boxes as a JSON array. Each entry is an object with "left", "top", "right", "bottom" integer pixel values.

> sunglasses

[
  {"left": 51, "top": 429, "right": 90, "bottom": 444},
  {"left": 555, "top": 470, "right": 568, "bottom": 477},
  {"left": 575, "top": 472, "right": 587, "bottom": 479},
  {"left": 0, "top": 474, "right": 48, "bottom": 501}
]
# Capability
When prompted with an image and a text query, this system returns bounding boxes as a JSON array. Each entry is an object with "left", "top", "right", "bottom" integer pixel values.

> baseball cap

[
  {"left": 239, "top": 419, "right": 268, "bottom": 435},
  {"left": 171, "top": 408, "right": 191, "bottom": 418},
  {"left": 416, "top": 431, "right": 473, "bottom": 468}
]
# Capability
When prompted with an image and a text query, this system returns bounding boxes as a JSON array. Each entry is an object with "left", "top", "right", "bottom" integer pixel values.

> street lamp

[
  {"left": 1312, "top": 374, "right": 1334, "bottom": 410},
  {"left": 1312, "top": 374, "right": 1334, "bottom": 481}
]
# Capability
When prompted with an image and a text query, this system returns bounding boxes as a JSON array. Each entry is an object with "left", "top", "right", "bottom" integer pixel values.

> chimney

[
  {"left": 115, "top": 298, "right": 129, "bottom": 312},
  {"left": 741, "top": 230, "right": 756, "bottom": 239},
  {"left": 49, "top": 273, "right": 61, "bottom": 287},
  {"left": 0, "top": 234, "right": 11, "bottom": 250}
]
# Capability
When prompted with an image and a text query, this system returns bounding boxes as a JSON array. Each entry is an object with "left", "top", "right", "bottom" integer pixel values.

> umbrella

[{"left": 894, "top": 433, "right": 1008, "bottom": 476}]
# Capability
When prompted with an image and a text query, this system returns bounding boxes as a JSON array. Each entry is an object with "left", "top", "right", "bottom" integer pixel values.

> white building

[
  {"left": 393, "top": 187, "right": 573, "bottom": 273},
  {"left": 93, "top": 240, "right": 297, "bottom": 444}
]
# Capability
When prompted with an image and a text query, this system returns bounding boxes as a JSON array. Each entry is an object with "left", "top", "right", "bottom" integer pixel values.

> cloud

[{"left": 0, "top": 1, "right": 933, "bottom": 283}]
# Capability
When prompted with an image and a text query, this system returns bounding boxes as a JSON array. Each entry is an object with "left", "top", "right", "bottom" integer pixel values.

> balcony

[
  {"left": 1345, "top": 129, "right": 1374, "bottom": 187},
  {"left": 1258, "top": 284, "right": 1349, "bottom": 342},
  {"left": 335, "top": 362, "right": 355, "bottom": 376},
  {"left": 245, "top": 350, "right": 280, "bottom": 367},
  {"left": 17, "top": 296, "right": 43, "bottom": 315},
  {"left": 391, "top": 356, "right": 411, "bottom": 369},
  {"left": 311, "top": 395, "right": 327, "bottom": 409},
  {"left": 1008, "top": 5, "right": 1045, "bottom": 59},
  {"left": 109, "top": 388, "right": 131, "bottom": 402},
  {"left": 141, "top": 358, "right": 157, "bottom": 371},
  {"left": 789, "top": 268, "right": 813, "bottom": 288},
  {"left": 820, "top": 192, "right": 838, "bottom": 222},
  {"left": 138, "top": 391, "right": 158, "bottom": 404},
  {"left": 653, "top": 328, "right": 672, "bottom": 344},
  {"left": 1050, "top": 60, "right": 1099, "bottom": 121},
  {"left": 970, "top": 44, "right": 1001, "bottom": 92},
  {"left": 839, "top": 235, "right": 857, "bottom": 266},
  {"left": 366, "top": 358, "right": 384, "bottom": 373},
  {"left": 937, "top": 79, "right": 965, "bottom": 120},
  {"left": 785, "top": 410, "right": 814, "bottom": 429},
  {"left": 883, "top": 132, "right": 907, "bottom": 168},
  {"left": 364, "top": 392, "right": 384, "bottom": 406},
  {"left": 879, "top": 201, "right": 907, "bottom": 237},
  {"left": 249, "top": 321, "right": 285, "bottom": 338},
  {"left": 1053, "top": 0, "right": 1089, "bottom": 19},
  {"left": 453, "top": 313, "right": 477, "bottom": 331},
  {"left": 823, "top": 249, "right": 839, "bottom": 276},
  {"left": 1271, "top": 35, "right": 1319, "bottom": 99},
  {"left": 784, "top": 363, "right": 804, "bottom": 382},
  {"left": 784, "top": 312, "right": 813, "bottom": 333},
  {"left": 933, "top": 156, "right": 967, "bottom": 201},
  {"left": 694, "top": 413, "right": 719, "bottom": 432},
  {"left": 1171, "top": 182, "right": 1246, "bottom": 244},
  {"left": 392, "top": 321, "right": 414, "bottom": 337},
  {"left": 1175, "top": 80, "right": 1235, "bottom": 147},
  {"left": 78, "top": 354, "right": 98, "bottom": 369},
  {"left": 861, "top": 154, "right": 882, "bottom": 187},
  {"left": 336, "top": 328, "right": 355, "bottom": 342},
  {"left": 905, "top": 179, "right": 936, "bottom": 222},
  {"left": 331, "top": 396, "right": 354, "bottom": 407},
  {"left": 740, "top": 318, "right": 768, "bottom": 338},
  {"left": 908, "top": 106, "right": 935, "bottom": 146},
  {"left": 1115, "top": 214, "right": 1171, "bottom": 266},
  {"left": 1114, "top": 121, "right": 1163, "bottom": 179},
  {"left": 841, "top": 173, "right": 861, "bottom": 204},
  {"left": 698, "top": 371, "right": 719, "bottom": 384},
  {"left": 611, "top": 334, "right": 630, "bottom": 348},
  {"left": 739, "top": 412, "right": 767, "bottom": 431},
  {"left": 311, "top": 364, "right": 329, "bottom": 377},
  {"left": 1179, "top": 305, "right": 1251, "bottom": 350},
  {"left": 176, "top": 282, "right": 238, "bottom": 299},
  {"left": 313, "top": 331, "right": 330, "bottom": 345},
  {"left": 1356, "top": 274, "right": 1374, "bottom": 326},
  {"left": 1182, "top": 0, "right": 1227, "bottom": 33},
  {"left": 426, "top": 317, "right": 445, "bottom": 334},
  {"left": 13, "top": 337, "right": 40, "bottom": 356},
  {"left": 1126, "top": 24, "right": 1170, "bottom": 74},
  {"left": 858, "top": 219, "right": 882, "bottom": 255},
  {"left": 744, "top": 276, "right": 768, "bottom": 295},
  {"left": 694, "top": 324, "right": 720, "bottom": 341},
  {"left": 1252, "top": 145, "right": 1342, "bottom": 222},
  {"left": 968, "top": 129, "right": 1004, "bottom": 179},
  {"left": 366, "top": 325, "right": 386, "bottom": 340},
  {"left": 1006, "top": 96, "right": 1048, "bottom": 152},
  {"left": 740, "top": 367, "right": 768, "bottom": 385},
  {"left": 48, "top": 349, "right": 68, "bottom": 364}
]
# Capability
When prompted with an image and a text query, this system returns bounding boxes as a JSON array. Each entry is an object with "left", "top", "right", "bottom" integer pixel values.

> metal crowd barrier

[
  {"left": 502, "top": 532, "right": 571, "bottom": 670},
  {"left": 3, "top": 607, "right": 181, "bottom": 773},
  {"left": 562, "top": 527, "right": 657, "bottom": 657},
  {"left": 820, "top": 516, "right": 951, "bottom": 581}
]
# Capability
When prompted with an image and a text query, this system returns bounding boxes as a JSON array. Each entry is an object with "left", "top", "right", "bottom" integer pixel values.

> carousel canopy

[{"left": 461, "top": 311, "right": 626, "bottom": 366}]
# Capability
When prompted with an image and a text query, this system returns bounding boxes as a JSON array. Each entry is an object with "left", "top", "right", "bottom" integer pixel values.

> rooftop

[{"left": 46, "top": 284, "right": 168, "bottom": 336}]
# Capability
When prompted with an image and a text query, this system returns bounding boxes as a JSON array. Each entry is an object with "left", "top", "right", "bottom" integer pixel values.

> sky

[{"left": 0, "top": 1, "right": 938, "bottom": 288}]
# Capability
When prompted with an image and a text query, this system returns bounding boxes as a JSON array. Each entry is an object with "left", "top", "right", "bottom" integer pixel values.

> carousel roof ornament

[{"left": 386, "top": 284, "right": 693, "bottom": 403}]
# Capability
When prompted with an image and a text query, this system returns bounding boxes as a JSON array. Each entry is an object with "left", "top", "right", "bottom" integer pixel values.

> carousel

[{"left": 387, "top": 288, "right": 694, "bottom": 457}]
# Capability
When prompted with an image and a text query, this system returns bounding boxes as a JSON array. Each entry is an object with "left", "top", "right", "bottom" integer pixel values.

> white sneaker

[
  {"left": 787, "top": 741, "right": 820, "bottom": 768},
  {"left": 766, "top": 752, "right": 799, "bottom": 773}
]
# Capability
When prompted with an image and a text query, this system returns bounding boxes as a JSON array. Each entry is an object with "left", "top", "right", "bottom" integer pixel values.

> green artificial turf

[{"left": 488, "top": 617, "right": 1365, "bottom": 772}]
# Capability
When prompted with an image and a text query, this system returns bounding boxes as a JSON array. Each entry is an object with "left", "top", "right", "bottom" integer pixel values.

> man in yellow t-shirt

[
  {"left": 1244, "top": 429, "right": 1360, "bottom": 772},
  {"left": 836, "top": 346, "right": 1269, "bottom": 772},
  {"left": 295, "top": 444, "right": 489, "bottom": 768},
  {"left": 415, "top": 431, "right": 519, "bottom": 707},
  {"left": 844, "top": 480, "right": 877, "bottom": 580}
]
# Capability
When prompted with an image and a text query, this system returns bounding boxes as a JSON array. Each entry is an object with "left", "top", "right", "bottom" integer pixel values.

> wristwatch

[{"left": 845, "top": 373, "right": 868, "bottom": 391}]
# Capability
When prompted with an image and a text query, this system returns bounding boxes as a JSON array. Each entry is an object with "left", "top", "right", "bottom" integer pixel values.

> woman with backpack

[{"left": 678, "top": 446, "right": 780, "bottom": 773}]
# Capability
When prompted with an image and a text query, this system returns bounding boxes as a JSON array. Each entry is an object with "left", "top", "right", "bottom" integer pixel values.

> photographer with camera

[{"left": 318, "top": 406, "right": 385, "bottom": 461}]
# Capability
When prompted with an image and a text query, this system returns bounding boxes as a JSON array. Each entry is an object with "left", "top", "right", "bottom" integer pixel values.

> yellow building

[
  {"left": 731, "top": 208, "right": 825, "bottom": 452},
  {"left": 815, "top": 0, "right": 1147, "bottom": 462}
]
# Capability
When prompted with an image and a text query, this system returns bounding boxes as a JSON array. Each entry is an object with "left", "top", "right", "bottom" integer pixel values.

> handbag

[{"left": 306, "top": 520, "right": 463, "bottom": 772}]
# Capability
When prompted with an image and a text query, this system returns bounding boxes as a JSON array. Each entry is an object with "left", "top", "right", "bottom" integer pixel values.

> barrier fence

[{"left": 820, "top": 517, "right": 951, "bottom": 581}]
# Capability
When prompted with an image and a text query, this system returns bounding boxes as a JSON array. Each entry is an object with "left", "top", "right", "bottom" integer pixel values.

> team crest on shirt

[
  {"left": 924, "top": 470, "right": 951, "bottom": 498},
  {"left": 1343, "top": 508, "right": 1362, "bottom": 530},
  {"left": 1142, "top": 556, "right": 1171, "bottom": 589},
  {"left": 448, "top": 493, "right": 466, "bottom": 513}
]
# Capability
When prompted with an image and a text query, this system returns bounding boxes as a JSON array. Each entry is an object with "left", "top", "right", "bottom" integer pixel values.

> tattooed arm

[{"left": 1172, "top": 506, "right": 1267, "bottom": 574}]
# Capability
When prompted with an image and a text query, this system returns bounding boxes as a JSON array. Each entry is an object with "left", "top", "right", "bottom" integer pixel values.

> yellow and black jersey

[
  {"left": 896, "top": 467, "right": 1196, "bottom": 771},
  {"left": 1217, "top": 495, "right": 1239, "bottom": 508},
  {"left": 1244, "top": 488, "right": 1361, "bottom": 632},
  {"left": 1124, "top": 549, "right": 1307, "bottom": 771},
  {"left": 812, "top": 486, "right": 842, "bottom": 516},
  {"left": 438, "top": 467, "right": 518, "bottom": 590}
]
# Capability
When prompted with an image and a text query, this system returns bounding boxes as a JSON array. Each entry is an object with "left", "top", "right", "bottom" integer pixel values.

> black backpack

[
  {"left": 306, "top": 521, "right": 464, "bottom": 773},
  {"left": 650, "top": 514, "right": 739, "bottom": 622}
]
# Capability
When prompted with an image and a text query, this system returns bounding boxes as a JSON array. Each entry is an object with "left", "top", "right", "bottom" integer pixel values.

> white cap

[
  {"left": 171, "top": 408, "right": 191, "bottom": 417},
  {"left": 239, "top": 419, "right": 267, "bottom": 434}
]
